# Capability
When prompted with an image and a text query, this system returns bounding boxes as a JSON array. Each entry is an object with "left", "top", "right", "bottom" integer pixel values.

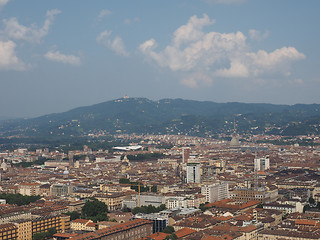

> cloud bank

[
  {"left": 97, "top": 30, "right": 129, "bottom": 57},
  {"left": 0, "top": 40, "right": 26, "bottom": 70},
  {"left": 45, "top": 50, "right": 81, "bottom": 66},
  {"left": 0, "top": 0, "right": 9, "bottom": 11},
  {"left": 139, "top": 14, "right": 305, "bottom": 87},
  {"left": 1, "top": 9, "right": 61, "bottom": 43}
]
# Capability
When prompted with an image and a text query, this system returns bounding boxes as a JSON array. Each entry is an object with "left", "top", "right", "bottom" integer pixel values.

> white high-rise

[
  {"left": 186, "top": 163, "right": 200, "bottom": 183},
  {"left": 254, "top": 157, "right": 270, "bottom": 171},
  {"left": 201, "top": 182, "right": 229, "bottom": 203}
]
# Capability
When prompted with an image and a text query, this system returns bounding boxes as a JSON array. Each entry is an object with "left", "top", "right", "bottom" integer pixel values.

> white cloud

[
  {"left": 139, "top": 14, "right": 305, "bottom": 88},
  {"left": 1, "top": 9, "right": 61, "bottom": 43},
  {"left": 0, "top": 0, "right": 9, "bottom": 11},
  {"left": 124, "top": 17, "right": 140, "bottom": 25},
  {"left": 249, "top": 29, "right": 270, "bottom": 41},
  {"left": 215, "top": 59, "right": 249, "bottom": 78},
  {"left": 45, "top": 50, "right": 81, "bottom": 66},
  {"left": 98, "top": 9, "right": 111, "bottom": 20},
  {"left": 180, "top": 73, "right": 213, "bottom": 88},
  {"left": 96, "top": 30, "right": 129, "bottom": 57},
  {"left": 0, "top": 40, "right": 26, "bottom": 70}
]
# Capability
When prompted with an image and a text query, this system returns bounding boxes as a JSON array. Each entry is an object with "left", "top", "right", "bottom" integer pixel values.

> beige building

[
  {"left": 231, "top": 187, "right": 278, "bottom": 204},
  {"left": 15, "top": 219, "right": 32, "bottom": 240},
  {"left": 69, "top": 219, "right": 153, "bottom": 240},
  {"left": 259, "top": 229, "right": 320, "bottom": 240},
  {"left": 70, "top": 219, "right": 94, "bottom": 231},
  {"left": 18, "top": 183, "right": 41, "bottom": 196},
  {"left": 95, "top": 192, "right": 132, "bottom": 211}
]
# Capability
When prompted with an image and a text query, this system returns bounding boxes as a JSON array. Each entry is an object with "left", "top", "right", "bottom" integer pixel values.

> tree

[
  {"left": 309, "top": 197, "right": 315, "bottom": 206},
  {"left": 199, "top": 203, "right": 210, "bottom": 212},
  {"left": 122, "top": 204, "right": 130, "bottom": 212},
  {"left": 64, "top": 211, "right": 80, "bottom": 220},
  {"left": 82, "top": 198, "right": 108, "bottom": 222},
  {"left": 132, "top": 204, "right": 166, "bottom": 215},
  {"left": 162, "top": 226, "right": 175, "bottom": 234},
  {"left": 0, "top": 193, "right": 41, "bottom": 206},
  {"left": 119, "top": 178, "right": 130, "bottom": 184},
  {"left": 32, "top": 228, "right": 56, "bottom": 240},
  {"left": 165, "top": 233, "right": 178, "bottom": 240}
]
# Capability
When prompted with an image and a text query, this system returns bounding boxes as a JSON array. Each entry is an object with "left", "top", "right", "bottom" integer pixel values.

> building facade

[
  {"left": 186, "top": 163, "right": 200, "bottom": 184},
  {"left": 201, "top": 182, "right": 229, "bottom": 203},
  {"left": 18, "top": 183, "right": 41, "bottom": 196}
]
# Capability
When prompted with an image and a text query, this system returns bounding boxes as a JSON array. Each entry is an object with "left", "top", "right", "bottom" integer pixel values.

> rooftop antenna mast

[{"left": 254, "top": 136, "right": 258, "bottom": 191}]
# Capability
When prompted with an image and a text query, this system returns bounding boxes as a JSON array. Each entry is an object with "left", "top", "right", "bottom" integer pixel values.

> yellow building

[
  {"left": 95, "top": 192, "right": 133, "bottom": 211},
  {"left": 15, "top": 219, "right": 32, "bottom": 240},
  {"left": 70, "top": 219, "right": 93, "bottom": 231},
  {"left": 0, "top": 223, "right": 18, "bottom": 240},
  {"left": 32, "top": 215, "right": 70, "bottom": 236}
]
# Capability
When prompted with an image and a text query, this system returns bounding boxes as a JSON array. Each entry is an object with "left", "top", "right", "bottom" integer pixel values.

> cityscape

[
  {"left": 1, "top": 1, "right": 320, "bottom": 240},
  {"left": 0, "top": 128, "right": 320, "bottom": 240}
]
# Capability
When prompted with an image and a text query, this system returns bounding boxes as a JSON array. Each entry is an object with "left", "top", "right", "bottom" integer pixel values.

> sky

[{"left": 0, "top": 0, "right": 319, "bottom": 118}]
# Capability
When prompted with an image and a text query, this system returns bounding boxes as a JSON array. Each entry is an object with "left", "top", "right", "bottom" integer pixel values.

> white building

[
  {"left": 254, "top": 157, "right": 270, "bottom": 171},
  {"left": 165, "top": 197, "right": 188, "bottom": 209},
  {"left": 186, "top": 163, "right": 201, "bottom": 183},
  {"left": 18, "top": 183, "right": 41, "bottom": 196},
  {"left": 201, "top": 182, "right": 229, "bottom": 203}
]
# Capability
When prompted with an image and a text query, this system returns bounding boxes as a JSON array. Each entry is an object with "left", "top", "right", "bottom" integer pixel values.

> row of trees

[
  {"left": 119, "top": 178, "right": 157, "bottom": 193},
  {"left": 123, "top": 153, "right": 165, "bottom": 162},
  {"left": 0, "top": 193, "right": 41, "bottom": 206},
  {"left": 131, "top": 204, "right": 166, "bottom": 215},
  {"left": 32, "top": 228, "right": 56, "bottom": 240}
]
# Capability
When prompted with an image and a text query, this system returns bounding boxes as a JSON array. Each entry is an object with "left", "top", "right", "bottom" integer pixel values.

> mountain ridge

[{"left": 1, "top": 97, "right": 320, "bottom": 138}]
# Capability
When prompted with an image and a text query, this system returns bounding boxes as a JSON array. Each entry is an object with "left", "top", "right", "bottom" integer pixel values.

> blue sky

[{"left": 0, "top": 0, "right": 319, "bottom": 118}]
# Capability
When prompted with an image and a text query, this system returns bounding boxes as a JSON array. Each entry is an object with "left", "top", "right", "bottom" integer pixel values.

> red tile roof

[
  {"left": 148, "top": 232, "right": 169, "bottom": 240},
  {"left": 175, "top": 227, "right": 197, "bottom": 238}
]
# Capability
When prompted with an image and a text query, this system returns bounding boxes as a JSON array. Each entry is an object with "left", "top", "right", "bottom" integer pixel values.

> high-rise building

[
  {"left": 186, "top": 163, "right": 201, "bottom": 183},
  {"left": 230, "top": 120, "right": 240, "bottom": 148},
  {"left": 182, "top": 147, "right": 190, "bottom": 164},
  {"left": 201, "top": 182, "right": 229, "bottom": 203},
  {"left": 254, "top": 156, "right": 270, "bottom": 171},
  {"left": 68, "top": 151, "right": 74, "bottom": 168}
]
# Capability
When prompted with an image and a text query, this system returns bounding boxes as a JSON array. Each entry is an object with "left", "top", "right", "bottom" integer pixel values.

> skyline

[{"left": 0, "top": 0, "right": 319, "bottom": 118}]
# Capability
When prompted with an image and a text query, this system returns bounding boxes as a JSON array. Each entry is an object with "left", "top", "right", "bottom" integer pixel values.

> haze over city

[{"left": 0, "top": 0, "right": 319, "bottom": 118}]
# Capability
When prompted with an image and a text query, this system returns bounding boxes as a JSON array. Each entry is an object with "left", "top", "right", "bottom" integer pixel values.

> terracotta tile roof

[
  {"left": 71, "top": 219, "right": 91, "bottom": 224},
  {"left": 214, "top": 216, "right": 233, "bottom": 221},
  {"left": 148, "top": 232, "right": 169, "bottom": 240},
  {"left": 295, "top": 219, "right": 317, "bottom": 226},
  {"left": 201, "top": 234, "right": 234, "bottom": 240},
  {"left": 175, "top": 227, "right": 197, "bottom": 238},
  {"left": 53, "top": 233, "right": 78, "bottom": 238},
  {"left": 70, "top": 219, "right": 152, "bottom": 240},
  {"left": 205, "top": 199, "right": 260, "bottom": 210},
  {"left": 86, "top": 222, "right": 96, "bottom": 228},
  {"left": 234, "top": 214, "right": 253, "bottom": 221}
]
